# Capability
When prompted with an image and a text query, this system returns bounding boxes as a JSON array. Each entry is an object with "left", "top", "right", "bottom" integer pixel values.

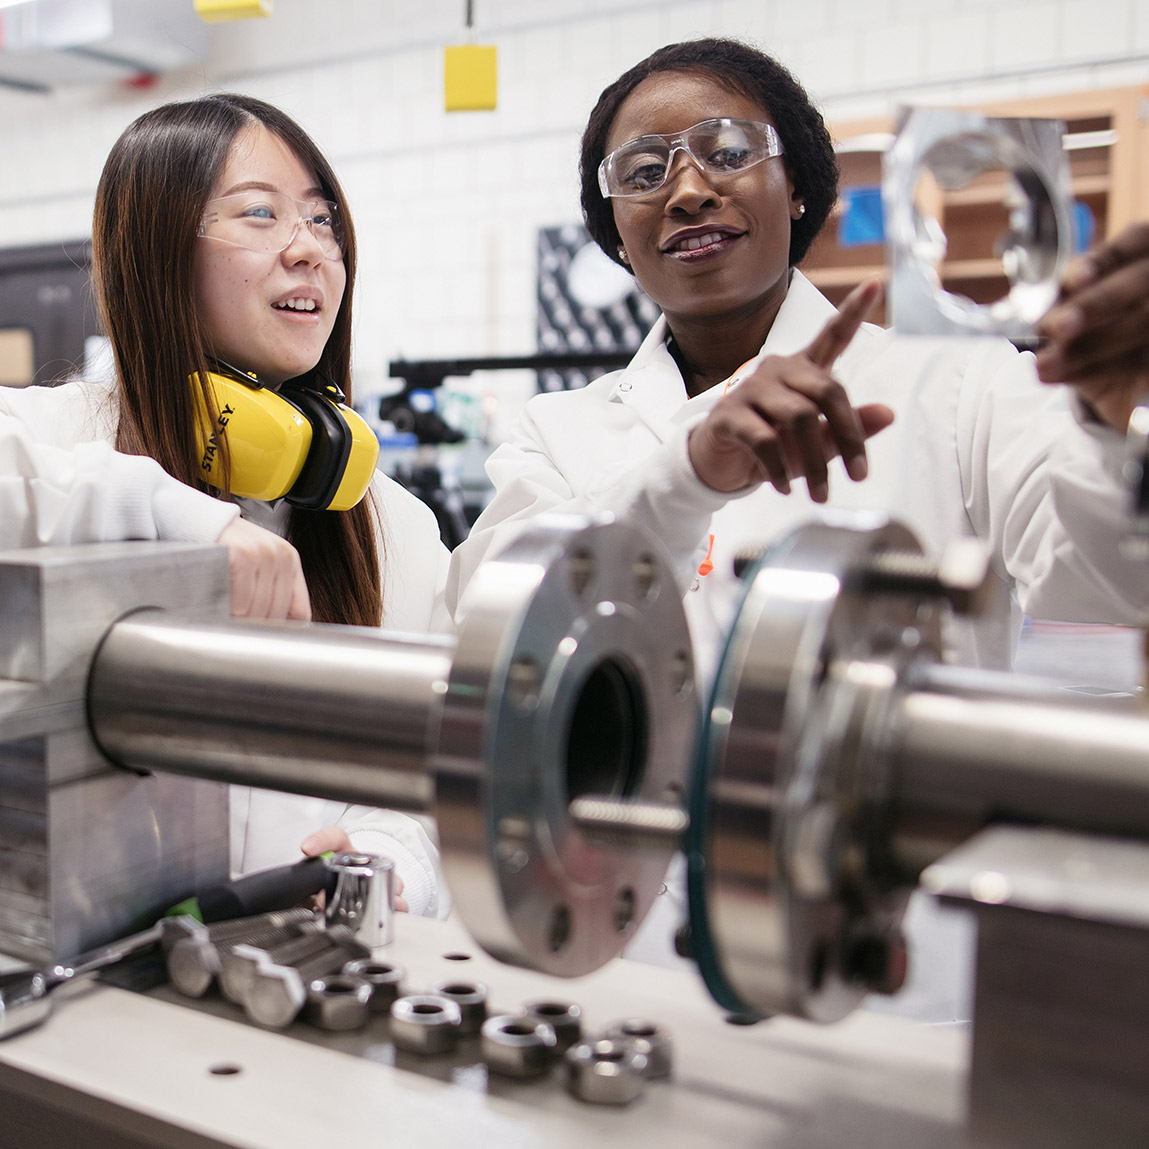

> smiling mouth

[
  {"left": 664, "top": 230, "right": 741, "bottom": 257},
  {"left": 273, "top": 298, "right": 318, "bottom": 313}
]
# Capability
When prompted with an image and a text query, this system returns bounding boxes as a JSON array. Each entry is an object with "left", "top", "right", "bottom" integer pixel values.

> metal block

[
  {"left": 0, "top": 543, "right": 231, "bottom": 962},
  {"left": 0, "top": 541, "right": 229, "bottom": 686},
  {"left": 925, "top": 826, "right": 1149, "bottom": 1148}
]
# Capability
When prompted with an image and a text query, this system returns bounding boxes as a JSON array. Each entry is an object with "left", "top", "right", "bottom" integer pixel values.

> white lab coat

[
  {"left": 450, "top": 271, "right": 1141, "bottom": 677},
  {"left": 0, "top": 377, "right": 453, "bottom": 918}
]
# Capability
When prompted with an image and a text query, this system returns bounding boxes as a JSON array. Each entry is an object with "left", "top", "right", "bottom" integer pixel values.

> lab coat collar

[
  {"left": 605, "top": 314, "right": 684, "bottom": 442},
  {"left": 606, "top": 270, "right": 837, "bottom": 442}
]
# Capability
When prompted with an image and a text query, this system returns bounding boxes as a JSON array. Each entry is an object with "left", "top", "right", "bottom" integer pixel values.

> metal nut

[
  {"left": 389, "top": 994, "right": 463, "bottom": 1055},
  {"left": 343, "top": 959, "right": 405, "bottom": 1011},
  {"left": 520, "top": 999, "right": 582, "bottom": 1051},
  {"left": 303, "top": 974, "right": 373, "bottom": 1032},
  {"left": 431, "top": 979, "right": 488, "bottom": 1035},
  {"left": 565, "top": 1038, "right": 647, "bottom": 1105},
  {"left": 480, "top": 1014, "right": 557, "bottom": 1078},
  {"left": 602, "top": 1018, "right": 673, "bottom": 1078}
]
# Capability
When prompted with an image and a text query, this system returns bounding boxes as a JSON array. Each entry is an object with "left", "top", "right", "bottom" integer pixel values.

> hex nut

[
  {"left": 431, "top": 979, "right": 488, "bottom": 1035},
  {"left": 520, "top": 999, "right": 582, "bottom": 1051},
  {"left": 565, "top": 1038, "right": 648, "bottom": 1105},
  {"left": 343, "top": 959, "right": 406, "bottom": 1011},
  {"left": 480, "top": 1015, "right": 557, "bottom": 1078},
  {"left": 390, "top": 994, "right": 463, "bottom": 1055},
  {"left": 602, "top": 1018, "right": 673, "bottom": 1079},
  {"left": 303, "top": 974, "right": 373, "bottom": 1032}
]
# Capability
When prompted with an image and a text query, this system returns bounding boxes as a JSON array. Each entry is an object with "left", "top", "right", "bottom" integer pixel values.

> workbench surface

[{"left": 0, "top": 914, "right": 968, "bottom": 1148}]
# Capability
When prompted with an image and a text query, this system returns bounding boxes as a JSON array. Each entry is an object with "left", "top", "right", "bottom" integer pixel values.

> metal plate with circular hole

[
  {"left": 435, "top": 517, "right": 696, "bottom": 977},
  {"left": 689, "top": 517, "right": 942, "bottom": 1021},
  {"left": 885, "top": 107, "right": 1072, "bottom": 338}
]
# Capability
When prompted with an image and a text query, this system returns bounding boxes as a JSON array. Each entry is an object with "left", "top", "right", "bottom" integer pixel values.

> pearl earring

[
  {"left": 617, "top": 245, "right": 630, "bottom": 264},
  {"left": 796, "top": 202, "right": 806, "bottom": 218}
]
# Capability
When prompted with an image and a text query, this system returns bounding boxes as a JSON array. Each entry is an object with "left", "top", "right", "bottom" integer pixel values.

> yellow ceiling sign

[
  {"left": 195, "top": 0, "right": 273, "bottom": 22},
  {"left": 445, "top": 44, "right": 497, "bottom": 112}
]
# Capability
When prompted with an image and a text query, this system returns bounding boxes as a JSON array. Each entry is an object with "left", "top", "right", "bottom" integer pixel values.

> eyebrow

[{"left": 217, "top": 179, "right": 328, "bottom": 199}]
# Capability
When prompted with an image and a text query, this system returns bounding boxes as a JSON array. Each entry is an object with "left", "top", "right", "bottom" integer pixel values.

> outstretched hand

[
  {"left": 217, "top": 516, "right": 312, "bottom": 621},
  {"left": 1035, "top": 222, "right": 1149, "bottom": 431},
  {"left": 687, "top": 278, "right": 896, "bottom": 500}
]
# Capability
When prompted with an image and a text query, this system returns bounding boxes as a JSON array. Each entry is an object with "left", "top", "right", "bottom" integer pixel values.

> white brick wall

[{"left": 0, "top": 0, "right": 1144, "bottom": 403}]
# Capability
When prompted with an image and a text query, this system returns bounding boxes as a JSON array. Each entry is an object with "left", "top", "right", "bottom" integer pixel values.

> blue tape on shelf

[
  {"left": 1071, "top": 200, "right": 1096, "bottom": 254},
  {"left": 838, "top": 186, "right": 885, "bottom": 247}
]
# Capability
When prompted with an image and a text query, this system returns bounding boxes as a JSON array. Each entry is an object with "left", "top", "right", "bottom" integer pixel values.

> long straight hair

[{"left": 92, "top": 93, "right": 381, "bottom": 626}]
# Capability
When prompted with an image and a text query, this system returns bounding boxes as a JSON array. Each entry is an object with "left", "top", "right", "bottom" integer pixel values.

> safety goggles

[
  {"left": 198, "top": 191, "right": 345, "bottom": 260},
  {"left": 598, "top": 118, "right": 784, "bottom": 199}
]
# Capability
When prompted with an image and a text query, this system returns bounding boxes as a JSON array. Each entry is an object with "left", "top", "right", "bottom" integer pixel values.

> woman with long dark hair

[{"left": 1, "top": 94, "right": 450, "bottom": 914}]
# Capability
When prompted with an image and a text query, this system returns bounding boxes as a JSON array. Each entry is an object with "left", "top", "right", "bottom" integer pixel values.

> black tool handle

[{"left": 197, "top": 856, "right": 335, "bottom": 924}]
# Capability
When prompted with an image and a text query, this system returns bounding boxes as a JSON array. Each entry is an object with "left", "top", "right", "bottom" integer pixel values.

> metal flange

[
  {"left": 688, "top": 517, "right": 942, "bottom": 1021},
  {"left": 436, "top": 517, "right": 697, "bottom": 976}
]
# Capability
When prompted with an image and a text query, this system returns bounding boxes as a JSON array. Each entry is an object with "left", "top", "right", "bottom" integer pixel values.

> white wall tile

[
  {"left": 796, "top": 29, "right": 861, "bottom": 100},
  {"left": 859, "top": 18, "right": 925, "bottom": 89},
  {"left": 923, "top": 8, "right": 994, "bottom": 81},
  {"left": 1137, "top": 0, "right": 1149, "bottom": 50},
  {"left": 991, "top": 2, "right": 1062, "bottom": 72},
  {"left": 1061, "top": 0, "right": 1133, "bottom": 59}
]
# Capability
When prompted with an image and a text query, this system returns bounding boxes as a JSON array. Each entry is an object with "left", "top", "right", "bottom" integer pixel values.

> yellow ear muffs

[
  {"left": 192, "top": 368, "right": 379, "bottom": 512},
  {"left": 278, "top": 382, "right": 380, "bottom": 512}
]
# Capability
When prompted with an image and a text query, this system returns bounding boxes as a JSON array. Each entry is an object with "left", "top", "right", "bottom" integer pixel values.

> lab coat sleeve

[
  {"left": 957, "top": 343, "right": 1143, "bottom": 625},
  {"left": 447, "top": 399, "right": 734, "bottom": 617},
  {"left": 0, "top": 411, "right": 239, "bottom": 547},
  {"left": 339, "top": 807, "right": 448, "bottom": 919}
]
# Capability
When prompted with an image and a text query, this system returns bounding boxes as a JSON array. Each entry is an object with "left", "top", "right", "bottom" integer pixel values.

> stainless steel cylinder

[
  {"left": 889, "top": 665, "right": 1149, "bottom": 876},
  {"left": 89, "top": 616, "right": 450, "bottom": 813}
]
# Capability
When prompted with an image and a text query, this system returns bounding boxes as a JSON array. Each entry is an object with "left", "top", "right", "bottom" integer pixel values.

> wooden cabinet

[{"left": 802, "top": 87, "right": 1149, "bottom": 321}]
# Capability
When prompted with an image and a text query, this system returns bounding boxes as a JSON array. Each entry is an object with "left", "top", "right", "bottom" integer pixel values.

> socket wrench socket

[{"left": 325, "top": 852, "right": 394, "bottom": 947}]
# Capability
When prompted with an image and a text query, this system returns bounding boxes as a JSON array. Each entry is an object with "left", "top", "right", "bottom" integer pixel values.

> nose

[
  {"left": 662, "top": 150, "right": 720, "bottom": 214},
  {"left": 282, "top": 216, "right": 329, "bottom": 264}
]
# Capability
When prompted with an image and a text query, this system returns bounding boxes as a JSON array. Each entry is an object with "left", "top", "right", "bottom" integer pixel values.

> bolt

[
  {"left": 218, "top": 923, "right": 329, "bottom": 1005},
  {"left": 244, "top": 934, "right": 371, "bottom": 1029},
  {"left": 163, "top": 909, "right": 318, "bottom": 998},
  {"left": 860, "top": 538, "right": 993, "bottom": 616}
]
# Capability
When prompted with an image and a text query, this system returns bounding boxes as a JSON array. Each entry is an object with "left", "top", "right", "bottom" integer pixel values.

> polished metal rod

[
  {"left": 889, "top": 664, "right": 1149, "bottom": 876},
  {"left": 88, "top": 611, "right": 454, "bottom": 813}
]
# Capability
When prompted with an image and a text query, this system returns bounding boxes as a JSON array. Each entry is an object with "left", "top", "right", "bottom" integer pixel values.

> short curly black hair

[{"left": 579, "top": 38, "right": 838, "bottom": 270}]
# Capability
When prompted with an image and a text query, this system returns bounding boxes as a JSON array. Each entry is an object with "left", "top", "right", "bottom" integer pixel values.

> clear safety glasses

[
  {"left": 198, "top": 191, "right": 345, "bottom": 260},
  {"left": 598, "top": 118, "right": 784, "bottom": 199}
]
